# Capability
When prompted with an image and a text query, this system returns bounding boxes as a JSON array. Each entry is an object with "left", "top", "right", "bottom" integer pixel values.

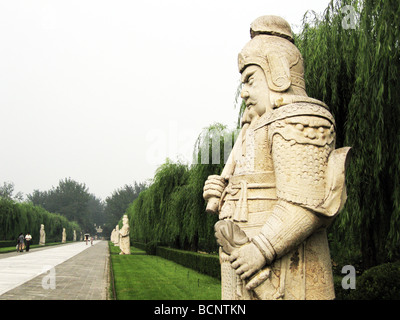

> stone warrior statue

[
  {"left": 62, "top": 228, "right": 66, "bottom": 243},
  {"left": 114, "top": 225, "right": 120, "bottom": 246},
  {"left": 203, "top": 15, "right": 351, "bottom": 300},
  {"left": 39, "top": 224, "right": 46, "bottom": 246},
  {"left": 119, "top": 215, "right": 131, "bottom": 255},
  {"left": 110, "top": 228, "right": 116, "bottom": 243}
]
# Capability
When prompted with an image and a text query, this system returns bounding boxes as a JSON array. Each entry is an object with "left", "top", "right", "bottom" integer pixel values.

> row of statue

[
  {"left": 110, "top": 214, "right": 131, "bottom": 255},
  {"left": 38, "top": 224, "right": 80, "bottom": 245}
]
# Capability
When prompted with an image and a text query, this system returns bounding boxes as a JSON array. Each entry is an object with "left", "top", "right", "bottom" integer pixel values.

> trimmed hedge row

[
  {"left": 156, "top": 246, "right": 220, "bottom": 280},
  {"left": 131, "top": 241, "right": 220, "bottom": 280},
  {"left": 132, "top": 241, "right": 147, "bottom": 252},
  {"left": 0, "top": 240, "right": 16, "bottom": 248}
]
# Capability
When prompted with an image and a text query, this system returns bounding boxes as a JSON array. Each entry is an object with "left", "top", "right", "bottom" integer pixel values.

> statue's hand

[
  {"left": 203, "top": 175, "right": 227, "bottom": 201},
  {"left": 229, "top": 242, "right": 266, "bottom": 280}
]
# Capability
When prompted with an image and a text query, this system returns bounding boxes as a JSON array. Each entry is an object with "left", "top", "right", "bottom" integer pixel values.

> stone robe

[{"left": 119, "top": 224, "right": 131, "bottom": 255}]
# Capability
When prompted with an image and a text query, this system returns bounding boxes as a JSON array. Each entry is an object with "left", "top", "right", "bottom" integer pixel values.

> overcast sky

[{"left": 0, "top": 0, "right": 331, "bottom": 200}]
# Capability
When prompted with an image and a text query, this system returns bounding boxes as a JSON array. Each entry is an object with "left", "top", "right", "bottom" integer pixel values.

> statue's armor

[{"left": 218, "top": 99, "right": 345, "bottom": 300}]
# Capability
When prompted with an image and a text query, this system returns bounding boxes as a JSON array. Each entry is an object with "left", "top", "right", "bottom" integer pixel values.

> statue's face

[{"left": 240, "top": 65, "right": 272, "bottom": 125}]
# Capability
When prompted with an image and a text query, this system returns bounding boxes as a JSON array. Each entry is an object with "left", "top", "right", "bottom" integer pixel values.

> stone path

[{"left": 0, "top": 240, "right": 109, "bottom": 300}]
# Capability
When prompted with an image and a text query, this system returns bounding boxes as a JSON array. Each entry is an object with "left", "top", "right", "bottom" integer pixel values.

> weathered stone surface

[
  {"left": 62, "top": 228, "right": 66, "bottom": 243},
  {"left": 39, "top": 224, "right": 46, "bottom": 246},
  {"left": 119, "top": 215, "right": 131, "bottom": 255},
  {"left": 113, "top": 225, "right": 120, "bottom": 247},
  {"left": 203, "top": 15, "right": 350, "bottom": 300}
]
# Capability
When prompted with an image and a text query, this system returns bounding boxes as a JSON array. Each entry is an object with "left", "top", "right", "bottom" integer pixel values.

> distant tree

[
  {"left": 88, "top": 194, "right": 105, "bottom": 226},
  {"left": 27, "top": 178, "right": 101, "bottom": 234},
  {"left": 103, "top": 181, "right": 147, "bottom": 235},
  {"left": 0, "top": 181, "right": 24, "bottom": 202},
  {"left": 47, "top": 178, "right": 91, "bottom": 228},
  {"left": 27, "top": 189, "right": 49, "bottom": 207}
]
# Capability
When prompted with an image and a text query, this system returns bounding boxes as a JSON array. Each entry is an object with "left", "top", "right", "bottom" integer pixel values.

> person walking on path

[
  {"left": 25, "top": 232, "right": 32, "bottom": 252},
  {"left": 84, "top": 233, "right": 90, "bottom": 245},
  {"left": 17, "top": 233, "right": 25, "bottom": 252}
]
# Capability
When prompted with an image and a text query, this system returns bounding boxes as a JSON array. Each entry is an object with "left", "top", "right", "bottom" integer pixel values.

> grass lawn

[{"left": 109, "top": 243, "right": 221, "bottom": 300}]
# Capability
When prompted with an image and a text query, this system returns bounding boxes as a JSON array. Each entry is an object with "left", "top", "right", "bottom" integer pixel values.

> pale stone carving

[
  {"left": 119, "top": 215, "right": 131, "bottom": 255},
  {"left": 62, "top": 228, "right": 66, "bottom": 243},
  {"left": 113, "top": 225, "right": 120, "bottom": 246},
  {"left": 110, "top": 228, "right": 116, "bottom": 243},
  {"left": 39, "top": 224, "right": 46, "bottom": 246},
  {"left": 73, "top": 230, "right": 76, "bottom": 241},
  {"left": 203, "top": 15, "right": 351, "bottom": 300}
]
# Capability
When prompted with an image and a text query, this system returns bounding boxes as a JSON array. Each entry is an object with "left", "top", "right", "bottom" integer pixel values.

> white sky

[{"left": 0, "top": 0, "right": 331, "bottom": 200}]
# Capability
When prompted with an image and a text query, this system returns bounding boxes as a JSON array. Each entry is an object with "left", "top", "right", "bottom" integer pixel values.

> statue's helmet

[{"left": 238, "top": 15, "right": 306, "bottom": 95}]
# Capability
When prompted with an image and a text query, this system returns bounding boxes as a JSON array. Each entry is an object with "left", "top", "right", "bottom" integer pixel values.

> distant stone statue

[
  {"left": 113, "top": 225, "right": 120, "bottom": 246},
  {"left": 39, "top": 224, "right": 46, "bottom": 246},
  {"left": 73, "top": 230, "right": 76, "bottom": 241},
  {"left": 110, "top": 228, "right": 116, "bottom": 243},
  {"left": 62, "top": 228, "right": 66, "bottom": 243},
  {"left": 119, "top": 215, "right": 131, "bottom": 255},
  {"left": 203, "top": 15, "right": 351, "bottom": 300}
]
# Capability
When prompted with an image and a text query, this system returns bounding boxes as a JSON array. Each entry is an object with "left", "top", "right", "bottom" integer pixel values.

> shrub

[
  {"left": 346, "top": 261, "right": 400, "bottom": 300},
  {"left": 335, "top": 261, "right": 400, "bottom": 300},
  {"left": 132, "top": 241, "right": 146, "bottom": 251},
  {"left": 145, "top": 241, "right": 158, "bottom": 255},
  {"left": 156, "top": 246, "right": 220, "bottom": 279},
  {"left": 0, "top": 240, "right": 16, "bottom": 248}
]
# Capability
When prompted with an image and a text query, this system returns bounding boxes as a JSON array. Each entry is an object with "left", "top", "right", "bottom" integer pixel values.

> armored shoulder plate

[{"left": 260, "top": 102, "right": 339, "bottom": 214}]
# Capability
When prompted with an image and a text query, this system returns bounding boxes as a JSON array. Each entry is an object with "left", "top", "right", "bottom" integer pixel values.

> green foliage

[
  {"left": 334, "top": 261, "right": 400, "bottom": 300},
  {"left": 0, "top": 181, "right": 24, "bottom": 201},
  {"left": 127, "top": 123, "right": 236, "bottom": 253},
  {"left": 156, "top": 246, "right": 220, "bottom": 279},
  {"left": 297, "top": 0, "right": 400, "bottom": 268},
  {"left": 131, "top": 241, "right": 146, "bottom": 251},
  {"left": 145, "top": 241, "right": 158, "bottom": 255},
  {"left": 0, "top": 240, "right": 16, "bottom": 248},
  {"left": 27, "top": 178, "right": 103, "bottom": 234},
  {"left": 0, "top": 197, "right": 81, "bottom": 243},
  {"left": 103, "top": 182, "right": 147, "bottom": 236},
  {"left": 348, "top": 261, "right": 400, "bottom": 300}
]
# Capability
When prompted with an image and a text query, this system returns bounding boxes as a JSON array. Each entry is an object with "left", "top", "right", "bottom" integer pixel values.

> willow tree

[
  {"left": 295, "top": 0, "right": 400, "bottom": 268},
  {"left": 0, "top": 198, "right": 81, "bottom": 243},
  {"left": 187, "top": 123, "right": 237, "bottom": 251},
  {"left": 127, "top": 123, "right": 237, "bottom": 252}
]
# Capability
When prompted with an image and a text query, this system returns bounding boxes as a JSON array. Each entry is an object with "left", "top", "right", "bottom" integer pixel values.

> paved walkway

[{"left": 0, "top": 240, "right": 109, "bottom": 300}]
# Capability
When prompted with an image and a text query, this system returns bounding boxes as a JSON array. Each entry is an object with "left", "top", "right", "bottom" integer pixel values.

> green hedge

[
  {"left": 348, "top": 261, "right": 400, "bottom": 300},
  {"left": 132, "top": 241, "right": 146, "bottom": 251},
  {"left": 334, "top": 261, "right": 400, "bottom": 300},
  {"left": 156, "top": 246, "right": 220, "bottom": 280},
  {"left": 132, "top": 241, "right": 155, "bottom": 254},
  {"left": 0, "top": 240, "right": 16, "bottom": 248}
]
